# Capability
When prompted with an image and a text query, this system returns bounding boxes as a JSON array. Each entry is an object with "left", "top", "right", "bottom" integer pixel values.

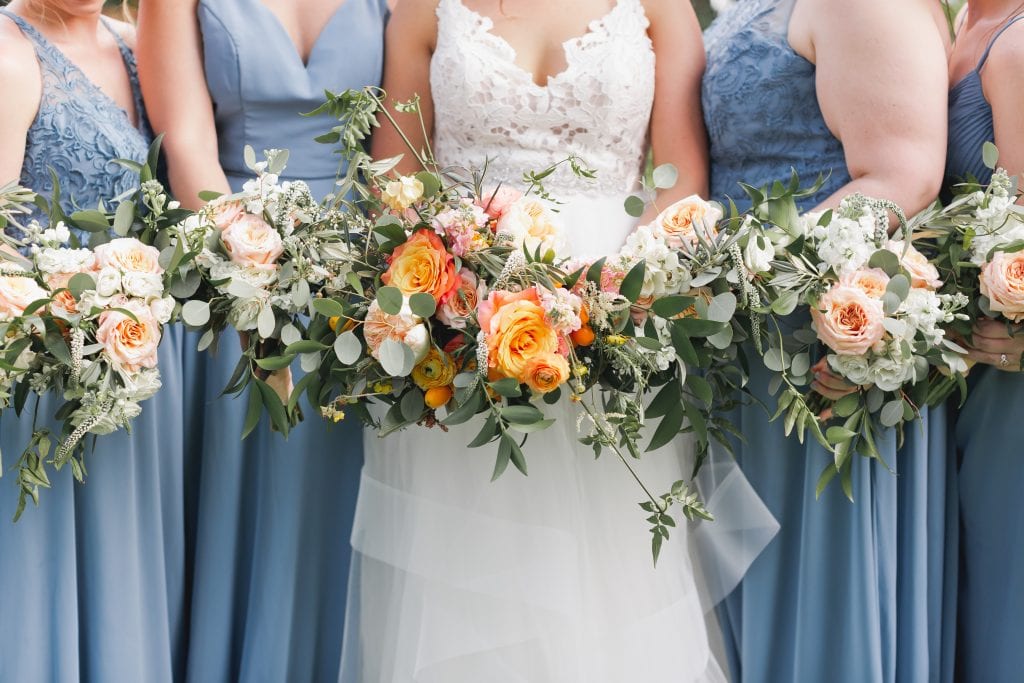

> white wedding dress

[{"left": 340, "top": 1, "right": 777, "bottom": 680}]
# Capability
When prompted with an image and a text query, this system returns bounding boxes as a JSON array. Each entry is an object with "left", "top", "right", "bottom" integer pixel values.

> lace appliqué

[{"left": 430, "top": 0, "right": 654, "bottom": 198}]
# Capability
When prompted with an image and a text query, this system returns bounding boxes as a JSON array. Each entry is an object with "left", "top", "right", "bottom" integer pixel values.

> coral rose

[
  {"left": 478, "top": 287, "right": 560, "bottom": 380},
  {"left": 522, "top": 352, "right": 570, "bottom": 394},
  {"left": 94, "top": 238, "right": 164, "bottom": 275},
  {"left": 221, "top": 214, "right": 284, "bottom": 270},
  {"left": 651, "top": 195, "right": 723, "bottom": 249},
  {"left": 811, "top": 284, "right": 886, "bottom": 355},
  {"left": 96, "top": 303, "right": 162, "bottom": 373},
  {"left": 840, "top": 268, "right": 890, "bottom": 299},
  {"left": 383, "top": 229, "right": 459, "bottom": 301},
  {"left": 437, "top": 268, "right": 482, "bottom": 329},
  {"left": 362, "top": 299, "right": 430, "bottom": 364},
  {"left": 980, "top": 251, "right": 1024, "bottom": 322},
  {"left": 476, "top": 186, "right": 523, "bottom": 220}
]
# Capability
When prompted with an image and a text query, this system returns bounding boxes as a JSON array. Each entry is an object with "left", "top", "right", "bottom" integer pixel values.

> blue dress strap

[{"left": 978, "top": 14, "right": 1024, "bottom": 70}]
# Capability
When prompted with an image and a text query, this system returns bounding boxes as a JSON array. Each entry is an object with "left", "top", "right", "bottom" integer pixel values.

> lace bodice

[
  {"left": 702, "top": 0, "right": 848, "bottom": 211},
  {"left": 0, "top": 9, "right": 151, "bottom": 232},
  {"left": 430, "top": 0, "right": 654, "bottom": 197}
]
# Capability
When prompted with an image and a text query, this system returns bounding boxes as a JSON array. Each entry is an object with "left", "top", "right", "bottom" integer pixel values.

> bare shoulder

[
  {"left": 983, "top": 20, "right": 1024, "bottom": 88},
  {"left": 807, "top": 0, "right": 938, "bottom": 32},
  {"left": 638, "top": 0, "right": 699, "bottom": 25},
  {"left": 0, "top": 15, "right": 39, "bottom": 86},
  {"left": 104, "top": 17, "right": 137, "bottom": 50},
  {"left": 388, "top": 0, "right": 440, "bottom": 51}
]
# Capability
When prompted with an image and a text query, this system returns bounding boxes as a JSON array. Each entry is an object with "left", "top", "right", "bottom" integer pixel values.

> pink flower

[
  {"left": 221, "top": 214, "right": 284, "bottom": 270},
  {"left": 650, "top": 195, "right": 722, "bottom": 249},
  {"left": 211, "top": 200, "right": 245, "bottom": 230},
  {"left": 362, "top": 299, "right": 430, "bottom": 363},
  {"left": 811, "top": 284, "right": 886, "bottom": 355},
  {"left": 886, "top": 240, "right": 941, "bottom": 290},
  {"left": 437, "top": 268, "right": 483, "bottom": 330},
  {"left": 432, "top": 200, "right": 489, "bottom": 257},
  {"left": 476, "top": 186, "right": 523, "bottom": 220},
  {"left": 980, "top": 251, "right": 1024, "bottom": 322},
  {"left": 840, "top": 268, "right": 890, "bottom": 299},
  {"left": 96, "top": 302, "right": 162, "bottom": 373},
  {"left": 94, "top": 238, "right": 163, "bottom": 275}
]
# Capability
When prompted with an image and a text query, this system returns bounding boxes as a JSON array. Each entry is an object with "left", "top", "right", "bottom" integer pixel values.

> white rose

[
  {"left": 95, "top": 267, "right": 122, "bottom": 298},
  {"left": 496, "top": 198, "right": 565, "bottom": 254},
  {"left": 828, "top": 353, "right": 872, "bottom": 386},
  {"left": 228, "top": 296, "right": 266, "bottom": 332},
  {"left": 124, "top": 369, "right": 163, "bottom": 402},
  {"left": 149, "top": 296, "right": 175, "bottom": 325},
  {"left": 121, "top": 272, "right": 165, "bottom": 300},
  {"left": 868, "top": 354, "right": 916, "bottom": 392},
  {"left": 743, "top": 231, "right": 775, "bottom": 274},
  {"left": 402, "top": 322, "right": 430, "bottom": 364}
]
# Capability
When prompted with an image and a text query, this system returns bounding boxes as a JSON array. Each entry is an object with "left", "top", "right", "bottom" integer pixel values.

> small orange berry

[
  {"left": 328, "top": 316, "right": 341, "bottom": 332},
  {"left": 424, "top": 385, "right": 454, "bottom": 409},
  {"left": 570, "top": 324, "right": 595, "bottom": 347}
]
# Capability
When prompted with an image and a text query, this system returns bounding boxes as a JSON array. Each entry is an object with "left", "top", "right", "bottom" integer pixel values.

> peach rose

[
  {"left": 46, "top": 272, "right": 79, "bottom": 316},
  {"left": 94, "top": 238, "right": 163, "bottom": 275},
  {"left": 811, "top": 284, "right": 886, "bottom": 355},
  {"left": 383, "top": 228, "right": 459, "bottom": 301},
  {"left": 840, "top": 268, "right": 890, "bottom": 299},
  {"left": 476, "top": 186, "right": 523, "bottom": 220},
  {"left": 651, "top": 195, "right": 723, "bottom": 249},
  {"left": 0, "top": 266, "right": 47, "bottom": 320},
  {"left": 437, "top": 268, "right": 482, "bottom": 329},
  {"left": 522, "top": 352, "right": 570, "bottom": 394},
  {"left": 96, "top": 303, "right": 162, "bottom": 373},
  {"left": 478, "top": 287, "right": 560, "bottom": 380},
  {"left": 886, "top": 240, "right": 941, "bottom": 289},
  {"left": 362, "top": 299, "right": 430, "bottom": 363},
  {"left": 980, "top": 251, "right": 1024, "bottom": 322},
  {"left": 211, "top": 200, "right": 245, "bottom": 229},
  {"left": 221, "top": 214, "right": 284, "bottom": 270}
]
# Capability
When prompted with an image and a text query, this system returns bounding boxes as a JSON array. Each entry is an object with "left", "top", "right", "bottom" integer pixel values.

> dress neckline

[
  {"left": 0, "top": 9, "right": 143, "bottom": 131},
  {"left": 448, "top": 0, "right": 638, "bottom": 90},
  {"left": 250, "top": 0, "right": 354, "bottom": 70}
]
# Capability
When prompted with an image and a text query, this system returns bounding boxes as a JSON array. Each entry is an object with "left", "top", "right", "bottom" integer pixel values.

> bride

[{"left": 340, "top": 1, "right": 772, "bottom": 680}]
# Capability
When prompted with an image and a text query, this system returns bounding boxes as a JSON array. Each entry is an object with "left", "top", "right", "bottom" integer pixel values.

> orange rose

[
  {"left": 383, "top": 229, "right": 459, "bottom": 301},
  {"left": 522, "top": 352, "right": 570, "bottom": 394},
  {"left": 478, "top": 288, "right": 559, "bottom": 380}
]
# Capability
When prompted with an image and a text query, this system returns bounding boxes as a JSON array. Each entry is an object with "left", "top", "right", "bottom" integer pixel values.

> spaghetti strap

[{"left": 978, "top": 14, "right": 1024, "bottom": 70}]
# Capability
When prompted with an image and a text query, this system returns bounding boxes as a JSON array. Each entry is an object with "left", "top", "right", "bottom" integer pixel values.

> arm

[
  {"left": 793, "top": 0, "right": 948, "bottom": 215},
  {"left": 136, "top": 0, "right": 230, "bottom": 209},
  {"left": 0, "top": 21, "right": 40, "bottom": 185},
  {"left": 370, "top": 0, "right": 439, "bottom": 175},
  {"left": 643, "top": 0, "right": 709, "bottom": 206}
]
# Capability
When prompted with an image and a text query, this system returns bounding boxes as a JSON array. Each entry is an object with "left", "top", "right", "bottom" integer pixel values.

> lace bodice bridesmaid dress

[
  {"left": 945, "top": 14, "right": 1024, "bottom": 682},
  {"left": 180, "top": 1, "right": 388, "bottom": 681},
  {"left": 702, "top": 1, "right": 955, "bottom": 681},
  {"left": 0, "top": 10, "right": 188, "bottom": 682}
]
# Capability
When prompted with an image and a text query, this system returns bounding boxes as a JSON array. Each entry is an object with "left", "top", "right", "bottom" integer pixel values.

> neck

[
  {"left": 966, "top": 0, "right": 1024, "bottom": 25},
  {"left": 7, "top": 1, "right": 105, "bottom": 42}
]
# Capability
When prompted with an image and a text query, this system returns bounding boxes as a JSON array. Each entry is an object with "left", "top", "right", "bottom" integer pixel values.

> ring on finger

[{"left": 1000, "top": 353, "right": 1010, "bottom": 367}]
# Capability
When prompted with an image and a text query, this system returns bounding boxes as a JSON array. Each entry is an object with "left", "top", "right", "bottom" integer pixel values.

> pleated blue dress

[
  {"left": 945, "top": 15, "right": 1024, "bottom": 682},
  {"left": 702, "top": 2, "right": 955, "bottom": 680},
  {"left": 0, "top": 10, "right": 187, "bottom": 682},
  {"left": 180, "top": 2, "right": 386, "bottom": 681}
]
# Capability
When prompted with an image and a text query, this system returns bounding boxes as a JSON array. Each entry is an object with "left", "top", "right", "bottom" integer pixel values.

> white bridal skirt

[{"left": 338, "top": 195, "right": 779, "bottom": 682}]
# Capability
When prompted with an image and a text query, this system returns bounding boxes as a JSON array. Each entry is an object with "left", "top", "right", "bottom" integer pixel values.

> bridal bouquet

[
  {"left": 742, "top": 182, "right": 967, "bottom": 496},
  {"left": 173, "top": 148, "right": 356, "bottom": 435}
]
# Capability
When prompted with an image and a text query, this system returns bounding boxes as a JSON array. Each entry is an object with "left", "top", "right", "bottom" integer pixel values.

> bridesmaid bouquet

[
  {"left": 173, "top": 148, "right": 356, "bottom": 435},
  {"left": 742, "top": 181, "right": 967, "bottom": 496}
]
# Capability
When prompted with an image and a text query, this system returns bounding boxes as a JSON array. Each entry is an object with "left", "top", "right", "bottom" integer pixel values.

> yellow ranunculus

[{"left": 412, "top": 348, "right": 457, "bottom": 390}]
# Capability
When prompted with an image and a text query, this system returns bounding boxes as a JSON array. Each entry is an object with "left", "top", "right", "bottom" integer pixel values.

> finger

[
  {"left": 966, "top": 348, "right": 1022, "bottom": 372},
  {"left": 811, "top": 357, "right": 829, "bottom": 374},
  {"left": 967, "top": 335, "right": 1024, "bottom": 355},
  {"left": 815, "top": 369, "right": 854, "bottom": 390},
  {"left": 974, "top": 319, "right": 1024, "bottom": 341},
  {"left": 812, "top": 381, "right": 856, "bottom": 400}
]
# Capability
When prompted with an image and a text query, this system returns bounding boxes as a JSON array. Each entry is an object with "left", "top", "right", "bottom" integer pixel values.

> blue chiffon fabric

[
  {"left": 945, "top": 15, "right": 1024, "bottom": 682},
  {"left": 703, "top": 1, "right": 955, "bottom": 680},
  {"left": 179, "top": 2, "right": 386, "bottom": 680},
  {"left": 0, "top": 10, "right": 187, "bottom": 682}
]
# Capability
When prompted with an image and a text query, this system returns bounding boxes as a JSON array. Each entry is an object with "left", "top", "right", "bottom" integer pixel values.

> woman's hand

[
  {"left": 964, "top": 317, "right": 1024, "bottom": 372},
  {"left": 811, "top": 357, "right": 859, "bottom": 400}
]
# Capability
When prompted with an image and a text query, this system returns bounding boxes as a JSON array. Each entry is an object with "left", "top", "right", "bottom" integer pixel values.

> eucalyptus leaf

[
  {"left": 377, "top": 286, "right": 404, "bottom": 315},
  {"left": 409, "top": 292, "right": 437, "bottom": 318},
  {"left": 624, "top": 195, "right": 646, "bottom": 218},
  {"left": 880, "top": 399, "right": 904, "bottom": 427},
  {"left": 651, "top": 164, "right": 679, "bottom": 190},
  {"left": 257, "top": 305, "right": 277, "bottom": 339},
  {"left": 333, "top": 331, "right": 362, "bottom": 365},
  {"left": 379, "top": 338, "right": 415, "bottom": 377},
  {"left": 182, "top": 300, "right": 211, "bottom": 327}
]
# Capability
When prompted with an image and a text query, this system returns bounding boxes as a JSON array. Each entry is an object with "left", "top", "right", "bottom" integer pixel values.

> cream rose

[
  {"left": 94, "top": 238, "right": 164, "bottom": 275},
  {"left": 980, "top": 251, "right": 1024, "bottom": 322},
  {"left": 96, "top": 302, "right": 162, "bottom": 373},
  {"left": 840, "top": 268, "right": 890, "bottom": 299},
  {"left": 221, "top": 214, "right": 284, "bottom": 270},
  {"left": 381, "top": 176, "right": 425, "bottom": 213},
  {"left": 651, "top": 195, "right": 723, "bottom": 249},
  {"left": 886, "top": 240, "right": 941, "bottom": 290},
  {"left": 811, "top": 284, "right": 886, "bottom": 355},
  {"left": 496, "top": 197, "right": 565, "bottom": 254},
  {"left": 0, "top": 271, "right": 47, "bottom": 320}
]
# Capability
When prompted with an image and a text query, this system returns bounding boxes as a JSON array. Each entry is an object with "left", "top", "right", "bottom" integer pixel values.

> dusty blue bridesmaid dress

[
  {"left": 702, "top": 1, "right": 955, "bottom": 680},
  {"left": 945, "top": 15, "right": 1024, "bottom": 682},
  {"left": 181, "top": 2, "right": 387, "bottom": 680},
  {"left": 0, "top": 10, "right": 187, "bottom": 682}
]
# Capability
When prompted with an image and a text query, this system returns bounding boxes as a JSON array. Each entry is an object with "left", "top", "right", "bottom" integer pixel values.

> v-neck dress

[
  {"left": 0, "top": 9, "right": 189, "bottom": 683},
  {"left": 180, "top": 2, "right": 387, "bottom": 681}
]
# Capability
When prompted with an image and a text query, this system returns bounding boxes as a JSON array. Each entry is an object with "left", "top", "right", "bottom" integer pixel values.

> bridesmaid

[
  {"left": 137, "top": 1, "right": 388, "bottom": 680},
  {"left": 702, "top": 0, "right": 955, "bottom": 681},
  {"left": 0, "top": 2, "right": 187, "bottom": 681},
  {"left": 945, "top": 3, "right": 1024, "bottom": 680}
]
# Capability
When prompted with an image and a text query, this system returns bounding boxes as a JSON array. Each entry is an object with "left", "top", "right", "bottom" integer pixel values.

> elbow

[{"left": 851, "top": 159, "right": 944, "bottom": 215}]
